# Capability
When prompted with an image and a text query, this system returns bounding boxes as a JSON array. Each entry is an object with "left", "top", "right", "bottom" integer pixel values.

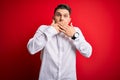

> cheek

[
  {"left": 65, "top": 18, "right": 71, "bottom": 24},
  {"left": 54, "top": 17, "right": 60, "bottom": 22}
]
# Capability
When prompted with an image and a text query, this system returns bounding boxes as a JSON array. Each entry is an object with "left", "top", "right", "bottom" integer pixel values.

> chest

[{"left": 46, "top": 33, "right": 74, "bottom": 52}]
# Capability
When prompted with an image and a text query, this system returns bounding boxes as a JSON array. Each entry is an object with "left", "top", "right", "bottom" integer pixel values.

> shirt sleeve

[
  {"left": 27, "top": 25, "right": 58, "bottom": 55},
  {"left": 72, "top": 27, "right": 92, "bottom": 58}
]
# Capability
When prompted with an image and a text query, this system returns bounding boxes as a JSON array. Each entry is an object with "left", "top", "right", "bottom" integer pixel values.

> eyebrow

[{"left": 55, "top": 11, "right": 69, "bottom": 15}]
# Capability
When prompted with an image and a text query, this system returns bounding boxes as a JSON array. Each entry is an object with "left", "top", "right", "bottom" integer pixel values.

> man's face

[{"left": 53, "top": 9, "right": 71, "bottom": 25}]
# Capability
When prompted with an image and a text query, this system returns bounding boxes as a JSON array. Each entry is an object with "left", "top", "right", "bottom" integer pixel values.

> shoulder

[{"left": 37, "top": 25, "right": 50, "bottom": 31}]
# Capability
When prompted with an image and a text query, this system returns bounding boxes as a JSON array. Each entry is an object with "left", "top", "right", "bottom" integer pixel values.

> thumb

[
  {"left": 70, "top": 22, "right": 73, "bottom": 27},
  {"left": 51, "top": 19, "right": 55, "bottom": 25}
]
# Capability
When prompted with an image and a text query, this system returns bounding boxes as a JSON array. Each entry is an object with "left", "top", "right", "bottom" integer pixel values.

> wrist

[{"left": 71, "top": 32, "right": 79, "bottom": 40}]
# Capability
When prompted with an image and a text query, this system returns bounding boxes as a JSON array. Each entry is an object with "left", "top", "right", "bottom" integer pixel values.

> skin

[{"left": 51, "top": 9, "right": 76, "bottom": 37}]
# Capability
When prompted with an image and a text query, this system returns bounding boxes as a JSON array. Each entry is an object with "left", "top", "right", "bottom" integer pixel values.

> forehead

[{"left": 55, "top": 9, "right": 70, "bottom": 15}]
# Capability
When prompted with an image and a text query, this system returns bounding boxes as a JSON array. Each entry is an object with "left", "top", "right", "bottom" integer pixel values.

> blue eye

[
  {"left": 64, "top": 15, "right": 68, "bottom": 17},
  {"left": 55, "top": 13, "right": 61, "bottom": 16},
  {"left": 64, "top": 14, "right": 70, "bottom": 18}
]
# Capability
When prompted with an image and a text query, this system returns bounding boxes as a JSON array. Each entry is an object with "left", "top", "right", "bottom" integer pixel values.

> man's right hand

[{"left": 51, "top": 20, "right": 60, "bottom": 33}]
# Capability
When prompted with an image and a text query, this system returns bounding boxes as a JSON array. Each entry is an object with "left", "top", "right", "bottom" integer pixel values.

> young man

[{"left": 27, "top": 4, "right": 92, "bottom": 80}]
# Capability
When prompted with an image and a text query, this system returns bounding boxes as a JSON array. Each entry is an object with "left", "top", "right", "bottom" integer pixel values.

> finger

[
  {"left": 58, "top": 22, "right": 68, "bottom": 29},
  {"left": 58, "top": 24, "right": 67, "bottom": 30},
  {"left": 57, "top": 22, "right": 63, "bottom": 27},
  {"left": 57, "top": 24, "right": 64, "bottom": 30},
  {"left": 51, "top": 19, "right": 55, "bottom": 25},
  {"left": 70, "top": 22, "right": 73, "bottom": 27},
  {"left": 59, "top": 28, "right": 66, "bottom": 33},
  {"left": 57, "top": 22, "right": 68, "bottom": 28}
]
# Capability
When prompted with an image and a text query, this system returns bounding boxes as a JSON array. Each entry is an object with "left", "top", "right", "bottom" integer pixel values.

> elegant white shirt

[{"left": 27, "top": 25, "right": 92, "bottom": 80}]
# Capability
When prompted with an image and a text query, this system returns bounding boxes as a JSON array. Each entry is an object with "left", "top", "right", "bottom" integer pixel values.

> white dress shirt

[{"left": 27, "top": 25, "right": 92, "bottom": 80}]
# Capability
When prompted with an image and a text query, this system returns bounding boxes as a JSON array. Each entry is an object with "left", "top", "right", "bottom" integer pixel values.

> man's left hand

[{"left": 57, "top": 22, "right": 76, "bottom": 37}]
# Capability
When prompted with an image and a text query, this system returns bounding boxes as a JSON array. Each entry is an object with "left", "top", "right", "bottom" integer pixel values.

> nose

[{"left": 60, "top": 16, "right": 64, "bottom": 21}]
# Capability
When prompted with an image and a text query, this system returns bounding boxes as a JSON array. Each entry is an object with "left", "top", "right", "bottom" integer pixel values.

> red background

[{"left": 0, "top": 0, "right": 120, "bottom": 80}]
